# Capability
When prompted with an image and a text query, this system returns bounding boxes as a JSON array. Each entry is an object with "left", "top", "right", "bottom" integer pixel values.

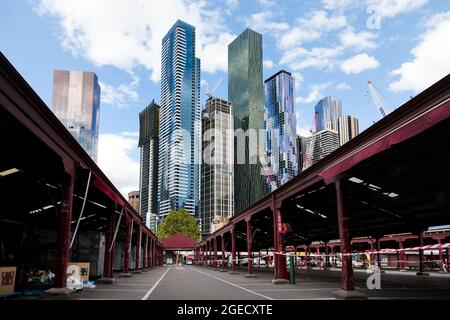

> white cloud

[
  {"left": 292, "top": 72, "right": 304, "bottom": 91},
  {"left": 99, "top": 81, "right": 139, "bottom": 108},
  {"left": 296, "top": 82, "right": 332, "bottom": 104},
  {"left": 322, "top": 0, "right": 359, "bottom": 10},
  {"left": 390, "top": 11, "right": 450, "bottom": 93},
  {"left": 279, "top": 11, "right": 347, "bottom": 49},
  {"left": 281, "top": 46, "right": 343, "bottom": 71},
  {"left": 366, "top": 0, "right": 428, "bottom": 29},
  {"left": 246, "top": 11, "right": 289, "bottom": 34},
  {"left": 336, "top": 82, "right": 351, "bottom": 90},
  {"left": 263, "top": 59, "right": 275, "bottom": 69},
  {"left": 340, "top": 53, "right": 380, "bottom": 74},
  {"left": 339, "top": 28, "right": 378, "bottom": 50},
  {"left": 34, "top": 0, "right": 235, "bottom": 82},
  {"left": 98, "top": 132, "right": 140, "bottom": 197},
  {"left": 225, "top": 0, "right": 239, "bottom": 8}
]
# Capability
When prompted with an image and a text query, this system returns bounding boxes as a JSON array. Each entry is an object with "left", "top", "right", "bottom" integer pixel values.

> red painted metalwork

[
  {"left": 214, "top": 237, "right": 218, "bottom": 269},
  {"left": 135, "top": 228, "right": 142, "bottom": 269},
  {"left": 231, "top": 227, "right": 236, "bottom": 272},
  {"left": 54, "top": 173, "right": 74, "bottom": 288},
  {"left": 247, "top": 219, "right": 254, "bottom": 275},
  {"left": 335, "top": 179, "right": 355, "bottom": 291},
  {"left": 221, "top": 235, "right": 226, "bottom": 271},
  {"left": 124, "top": 218, "right": 131, "bottom": 273}
]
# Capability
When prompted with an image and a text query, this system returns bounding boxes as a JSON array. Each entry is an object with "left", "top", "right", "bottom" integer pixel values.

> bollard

[{"left": 289, "top": 255, "right": 295, "bottom": 284}]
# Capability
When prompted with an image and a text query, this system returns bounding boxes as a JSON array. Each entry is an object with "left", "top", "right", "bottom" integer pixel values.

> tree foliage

[{"left": 157, "top": 208, "right": 201, "bottom": 241}]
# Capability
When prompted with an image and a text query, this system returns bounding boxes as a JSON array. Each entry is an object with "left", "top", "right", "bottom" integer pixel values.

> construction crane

[
  {"left": 257, "top": 144, "right": 278, "bottom": 191},
  {"left": 368, "top": 80, "right": 389, "bottom": 118},
  {"left": 206, "top": 77, "right": 223, "bottom": 99}
]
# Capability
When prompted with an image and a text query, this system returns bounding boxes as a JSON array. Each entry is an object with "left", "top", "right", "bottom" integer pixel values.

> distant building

[
  {"left": 336, "top": 115, "right": 359, "bottom": 146},
  {"left": 201, "top": 97, "right": 234, "bottom": 237},
  {"left": 128, "top": 191, "right": 140, "bottom": 213},
  {"left": 264, "top": 70, "right": 298, "bottom": 192},
  {"left": 52, "top": 70, "right": 100, "bottom": 161},
  {"left": 296, "top": 135, "right": 307, "bottom": 172},
  {"left": 158, "top": 20, "right": 201, "bottom": 221},
  {"left": 307, "top": 129, "right": 339, "bottom": 165},
  {"left": 314, "top": 96, "right": 342, "bottom": 132},
  {"left": 139, "top": 100, "right": 160, "bottom": 230},
  {"left": 228, "top": 28, "right": 266, "bottom": 214}
]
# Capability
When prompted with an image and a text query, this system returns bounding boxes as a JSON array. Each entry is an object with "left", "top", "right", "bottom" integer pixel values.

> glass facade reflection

[
  {"left": 264, "top": 70, "right": 298, "bottom": 192},
  {"left": 314, "top": 96, "right": 342, "bottom": 132},
  {"left": 158, "top": 20, "right": 201, "bottom": 221},
  {"left": 228, "top": 28, "right": 266, "bottom": 215},
  {"left": 52, "top": 70, "right": 100, "bottom": 161}
]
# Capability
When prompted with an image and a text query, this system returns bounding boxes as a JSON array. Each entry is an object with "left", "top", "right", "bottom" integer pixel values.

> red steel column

[
  {"left": 438, "top": 238, "right": 444, "bottom": 272},
  {"left": 376, "top": 238, "right": 382, "bottom": 270},
  {"left": 135, "top": 228, "right": 142, "bottom": 269},
  {"left": 214, "top": 237, "right": 218, "bottom": 269},
  {"left": 206, "top": 240, "right": 210, "bottom": 267},
  {"left": 335, "top": 179, "right": 355, "bottom": 291},
  {"left": 273, "top": 208, "right": 288, "bottom": 280},
  {"left": 246, "top": 218, "right": 254, "bottom": 275},
  {"left": 54, "top": 173, "right": 74, "bottom": 288},
  {"left": 418, "top": 232, "right": 425, "bottom": 275},
  {"left": 398, "top": 237, "right": 405, "bottom": 270},
  {"left": 231, "top": 227, "right": 237, "bottom": 273},
  {"left": 316, "top": 246, "right": 321, "bottom": 269},
  {"left": 103, "top": 208, "right": 115, "bottom": 278},
  {"left": 124, "top": 219, "right": 131, "bottom": 274},
  {"left": 221, "top": 235, "right": 226, "bottom": 271}
]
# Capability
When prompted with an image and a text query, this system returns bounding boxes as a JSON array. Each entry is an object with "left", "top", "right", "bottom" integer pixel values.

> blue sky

[{"left": 1, "top": 0, "right": 450, "bottom": 195}]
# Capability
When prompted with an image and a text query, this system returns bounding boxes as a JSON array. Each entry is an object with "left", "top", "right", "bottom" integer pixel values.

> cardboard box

[
  {"left": 0, "top": 267, "right": 16, "bottom": 296},
  {"left": 67, "top": 263, "right": 90, "bottom": 282}
]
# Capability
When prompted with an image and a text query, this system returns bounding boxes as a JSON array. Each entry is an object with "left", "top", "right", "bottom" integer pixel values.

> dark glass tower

[
  {"left": 139, "top": 100, "right": 159, "bottom": 230},
  {"left": 228, "top": 28, "right": 265, "bottom": 214}
]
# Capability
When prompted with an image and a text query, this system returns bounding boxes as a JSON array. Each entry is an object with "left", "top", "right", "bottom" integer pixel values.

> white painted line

[
  {"left": 190, "top": 267, "right": 273, "bottom": 300},
  {"left": 254, "top": 288, "right": 340, "bottom": 292},
  {"left": 141, "top": 267, "right": 172, "bottom": 300}
]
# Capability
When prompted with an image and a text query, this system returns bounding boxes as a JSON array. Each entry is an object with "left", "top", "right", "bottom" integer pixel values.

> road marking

[
  {"left": 190, "top": 267, "right": 274, "bottom": 300},
  {"left": 141, "top": 266, "right": 172, "bottom": 300},
  {"left": 254, "top": 288, "right": 339, "bottom": 292}
]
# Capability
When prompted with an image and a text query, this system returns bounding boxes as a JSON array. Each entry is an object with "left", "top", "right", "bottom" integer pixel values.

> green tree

[{"left": 157, "top": 208, "right": 201, "bottom": 241}]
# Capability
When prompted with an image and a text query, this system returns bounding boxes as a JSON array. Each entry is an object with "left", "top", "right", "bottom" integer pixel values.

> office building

[
  {"left": 264, "top": 70, "right": 298, "bottom": 192},
  {"left": 296, "top": 135, "right": 307, "bottom": 172},
  {"left": 306, "top": 129, "right": 339, "bottom": 165},
  {"left": 314, "top": 96, "right": 342, "bottom": 132},
  {"left": 52, "top": 70, "right": 100, "bottom": 161},
  {"left": 201, "top": 97, "right": 234, "bottom": 236},
  {"left": 158, "top": 20, "right": 201, "bottom": 221},
  {"left": 228, "top": 28, "right": 265, "bottom": 214},
  {"left": 336, "top": 115, "right": 359, "bottom": 146},
  {"left": 128, "top": 191, "right": 140, "bottom": 213},
  {"left": 139, "top": 100, "right": 160, "bottom": 230}
]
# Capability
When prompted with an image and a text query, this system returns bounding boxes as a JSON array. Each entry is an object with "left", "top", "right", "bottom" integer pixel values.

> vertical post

[
  {"left": 438, "top": 238, "right": 444, "bottom": 272},
  {"left": 231, "top": 227, "right": 237, "bottom": 273},
  {"left": 124, "top": 219, "right": 131, "bottom": 274},
  {"left": 376, "top": 238, "right": 382, "bottom": 271},
  {"left": 221, "top": 235, "right": 226, "bottom": 271},
  {"left": 54, "top": 172, "right": 74, "bottom": 289},
  {"left": 214, "top": 237, "right": 218, "bottom": 270},
  {"left": 335, "top": 179, "right": 355, "bottom": 291},
  {"left": 316, "top": 246, "right": 321, "bottom": 269},
  {"left": 417, "top": 232, "right": 429, "bottom": 276},
  {"left": 135, "top": 228, "right": 142, "bottom": 270},
  {"left": 103, "top": 207, "right": 115, "bottom": 279},
  {"left": 273, "top": 208, "right": 288, "bottom": 282},
  {"left": 289, "top": 255, "right": 295, "bottom": 284},
  {"left": 325, "top": 242, "right": 330, "bottom": 269},
  {"left": 398, "top": 237, "right": 405, "bottom": 270},
  {"left": 246, "top": 218, "right": 254, "bottom": 277}
]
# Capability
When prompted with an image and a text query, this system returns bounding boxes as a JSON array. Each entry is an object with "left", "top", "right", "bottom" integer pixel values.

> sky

[{"left": 1, "top": 0, "right": 450, "bottom": 196}]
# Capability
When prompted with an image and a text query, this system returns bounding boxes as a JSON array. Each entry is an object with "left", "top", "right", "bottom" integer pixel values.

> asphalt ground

[{"left": 71, "top": 265, "right": 450, "bottom": 300}]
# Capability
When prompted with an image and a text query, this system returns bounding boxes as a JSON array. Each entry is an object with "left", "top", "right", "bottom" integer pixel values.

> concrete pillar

[
  {"left": 335, "top": 179, "right": 355, "bottom": 292},
  {"left": 246, "top": 219, "right": 255, "bottom": 277},
  {"left": 54, "top": 173, "right": 74, "bottom": 289},
  {"left": 231, "top": 227, "right": 237, "bottom": 273}
]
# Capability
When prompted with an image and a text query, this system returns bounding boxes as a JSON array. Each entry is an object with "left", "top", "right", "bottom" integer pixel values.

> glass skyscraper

[
  {"left": 201, "top": 97, "right": 234, "bottom": 237},
  {"left": 158, "top": 20, "right": 201, "bottom": 220},
  {"left": 139, "top": 100, "right": 160, "bottom": 231},
  {"left": 52, "top": 70, "right": 100, "bottom": 161},
  {"left": 314, "top": 96, "right": 342, "bottom": 132},
  {"left": 264, "top": 70, "right": 298, "bottom": 192},
  {"left": 228, "top": 28, "right": 266, "bottom": 215}
]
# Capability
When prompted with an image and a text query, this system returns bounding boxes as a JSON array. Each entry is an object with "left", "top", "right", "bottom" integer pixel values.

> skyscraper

[
  {"left": 139, "top": 100, "right": 160, "bottom": 230},
  {"left": 228, "top": 28, "right": 265, "bottom": 214},
  {"left": 307, "top": 129, "right": 339, "bottom": 165},
  {"left": 52, "top": 70, "right": 100, "bottom": 161},
  {"left": 128, "top": 191, "right": 140, "bottom": 213},
  {"left": 336, "top": 115, "right": 359, "bottom": 146},
  {"left": 314, "top": 96, "right": 342, "bottom": 132},
  {"left": 158, "top": 20, "right": 201, "bottom": 221},
  {"left": 296, "top": 135, "right": 307, "bottom": 173},
  {"left": 264, "top": 70, "right": 298, "bottom": 192},
  {"left": 201, "top": 97, "right": 234, "bottom": 237}
]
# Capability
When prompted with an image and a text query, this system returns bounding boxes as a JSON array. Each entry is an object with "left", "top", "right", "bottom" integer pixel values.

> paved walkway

[{"left": 71, "top": 265, "right": 450, "bottom": 300}]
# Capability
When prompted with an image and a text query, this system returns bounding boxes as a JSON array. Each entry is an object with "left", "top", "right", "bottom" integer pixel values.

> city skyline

[{"left": 2, "top": 0, "right": 450, "bottom": 196}]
